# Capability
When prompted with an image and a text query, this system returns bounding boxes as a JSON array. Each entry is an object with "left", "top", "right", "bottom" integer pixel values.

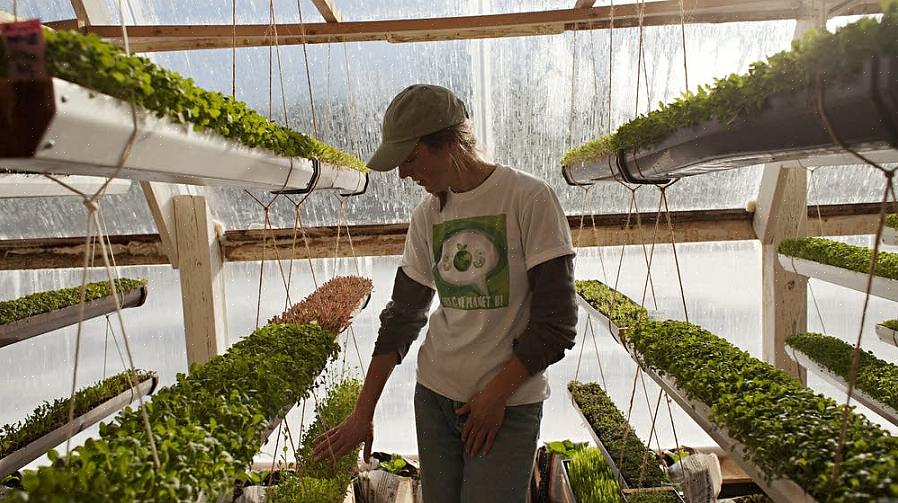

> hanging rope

[
  {"left": 231, "top": 0, "right": 237, "bottom": 98},
  {"left": 295, "top": 0, "right": 320, "bottom": 137},
  {"left": 53, "top": 0, "right": 161, "bottom": 467},
  {"left": 633, "top": 0, "right": 647, "bottom": 118},
  {"left": 660, "top": 183, "right": 689, "bottom": 322},
  {"left": 806, "top": 70, "right": 898, "bottom": 486},
  {"left": 678, "top": 0, "right": 689, "bottom": 92},
  {"left": 802, "top": 164, "right": 829, "bottom": 333},
  {"left": 831, "top": 173, "right": 896, "bottom": 484}
]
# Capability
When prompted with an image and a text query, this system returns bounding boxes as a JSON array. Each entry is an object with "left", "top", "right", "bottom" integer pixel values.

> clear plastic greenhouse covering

[{"left": 0, "top": 0, "right": 890, "bottom": 239}]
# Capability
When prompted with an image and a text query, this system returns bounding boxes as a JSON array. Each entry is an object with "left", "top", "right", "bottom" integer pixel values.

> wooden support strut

[
  {"left": 173, "top": 195, "right": 229, "bottom": 366},
  {"left": 1, "top": 203, "right": 896, "bottom": 270}
]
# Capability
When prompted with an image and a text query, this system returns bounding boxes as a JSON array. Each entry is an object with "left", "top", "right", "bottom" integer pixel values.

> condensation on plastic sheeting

[{"left": 2, "top": 2, "right": 889, "bottom": 240}]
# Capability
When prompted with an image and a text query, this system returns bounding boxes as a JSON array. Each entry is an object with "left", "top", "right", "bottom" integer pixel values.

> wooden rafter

[
  {"left": 2, "top": 203, "right": 894, "bottom": 270},
  {"left": 828, "top": 0, "right": 881, "bottom": 17},
  {"left": 76, "top": 0, "right": 816, "bottom": 52},
  {"left": 311, "top": 0, "right": 342, "bottom": 23},
  {"left": 68, "top": 0, "right": 112, "bottom": 27},
  {"left": 574, "top": 0, "right": 598, "bottom": 8}
]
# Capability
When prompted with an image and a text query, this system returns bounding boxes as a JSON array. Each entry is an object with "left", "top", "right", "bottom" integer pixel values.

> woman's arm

[{"left": 313, "top": 267, "right": 433, "bottom": 463}]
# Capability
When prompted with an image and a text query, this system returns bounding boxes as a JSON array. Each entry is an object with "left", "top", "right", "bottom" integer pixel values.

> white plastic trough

[
  {"left": 0, "top": 174, "right": 131, "bottom": 198},
  {"left": 575, "top": 294, "right": 627, "bottom": 346},
  {"left": 577, "top": 290, "right": 811, "bottom": 501},
  {"left": 875, "top": 323, "right": 898, "bottom": 349},
  {"left": 1, "top": 79, "right": 367, "bottom": 195},
  {"left": 562, "top": 149, "right": 898, "bottom": 185},
  {"left": 788, "top": 346, "right": 898, "bottom": 426},
  {"left": 778, "top": 254, "right": 898, "bottom": 302},
  {"left": 0, "top": 374, "right": 158, "bottom": 478},
  {"left": 882, "top": 226, "right": 898, "bottom": 246}
]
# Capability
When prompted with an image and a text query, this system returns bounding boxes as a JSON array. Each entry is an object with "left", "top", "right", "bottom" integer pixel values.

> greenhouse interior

[{"left": 1, "top": 0, "right": 898, "bottom": 502}]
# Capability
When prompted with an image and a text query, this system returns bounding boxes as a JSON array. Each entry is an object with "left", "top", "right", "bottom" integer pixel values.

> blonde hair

[{"left": 418, "top": 121, "right": 486, "bottom": 210}]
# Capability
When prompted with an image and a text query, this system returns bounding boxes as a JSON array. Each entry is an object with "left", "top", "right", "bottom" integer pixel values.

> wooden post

[
  {"left": 754, "top": 164, "right": 807, "bottom": 379},
  {"left": 753, "top": 0, "right": 825, "bottom": 380},
  {"left": 173, "top": 195, "right": 229, "bottom": 367}
]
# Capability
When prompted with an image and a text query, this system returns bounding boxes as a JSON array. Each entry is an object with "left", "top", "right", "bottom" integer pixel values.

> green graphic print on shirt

[{"left": 432, "top": 214, "right": 509, "bottom": 310}]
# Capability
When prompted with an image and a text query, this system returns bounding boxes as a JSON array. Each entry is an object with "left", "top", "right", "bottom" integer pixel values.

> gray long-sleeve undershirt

[{"left": 372, "top": 254, "right": 577, "bottom": 375}]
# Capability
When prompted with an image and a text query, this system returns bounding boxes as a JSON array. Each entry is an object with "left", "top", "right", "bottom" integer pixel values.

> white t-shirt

[{"left": 400, "top": 164, "right": 574, "bottom": 405}]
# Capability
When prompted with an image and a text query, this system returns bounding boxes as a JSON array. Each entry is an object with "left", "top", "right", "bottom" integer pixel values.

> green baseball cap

[{"left": 367, "top": 84, "right": 469, "bottom": 172}]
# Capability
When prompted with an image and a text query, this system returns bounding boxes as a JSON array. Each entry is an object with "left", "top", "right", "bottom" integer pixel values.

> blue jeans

[{"left": 414, "top": 383, "right": 542, "bottom": 503}]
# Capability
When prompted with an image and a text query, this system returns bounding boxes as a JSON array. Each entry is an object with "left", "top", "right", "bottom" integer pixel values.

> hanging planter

[
  {"left": 1, "top": 29, "right": 368, "bottom": 195},
  {"left": 239, "top": 379, "right": 362, "bottom": 503},
  {"left": 883, "top": 215, "right": 898, "bottom": 245},
  {"left": 777, "top": 238, "right": 898, "bottom": 302},
  {"left": 270, "top": 276, "right": 373, "bottom": 334},
  {"left": 626, "top": 319, "right": 898, "bottom": 503},
  {"left": 0, "top": 370, "right": 157, "bottom": 478},
  {"left": 786, "top": 333, "right": 898, "bottom": 426},
  {"left": 568, "top": 382, "right": 683, "bottom": 503},
  {"left": 0, "top": 278, "right": 148, "bottom": 349},
  {"left": 575, "top": 280, "right": 648, "bottom": 346},
  {"left": 876, "top": 321, "right": 898, "bottom": 348},
  {"left": 561, "top": 11, "right": 898, "bottom": 185},
  {"left": 8, "top": 322, "right": 341, "bottom": 502}
]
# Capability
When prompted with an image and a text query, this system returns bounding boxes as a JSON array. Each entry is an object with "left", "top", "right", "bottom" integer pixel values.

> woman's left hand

[{"left": 455, "top": 388, "right": 506, "bottom": 457}]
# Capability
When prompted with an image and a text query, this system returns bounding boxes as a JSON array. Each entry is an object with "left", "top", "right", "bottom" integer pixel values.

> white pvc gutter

[{"left": 1, "top": 79, "right": 367, "bottom": 195}]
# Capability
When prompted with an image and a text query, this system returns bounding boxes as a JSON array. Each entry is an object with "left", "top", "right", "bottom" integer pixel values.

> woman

[{"left": 313, "top": 84, "right": 577, "bottom": 502}]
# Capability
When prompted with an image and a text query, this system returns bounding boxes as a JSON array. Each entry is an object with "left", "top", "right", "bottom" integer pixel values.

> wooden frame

[
  {"left": 46, "top": 0, "right": 883, "bottom": 52},
  {"left": 1, "top": 202, "right": 896, "bottom": 270},
  {"left": 0, "top": 285, "right": 148, "bottom": 349}
]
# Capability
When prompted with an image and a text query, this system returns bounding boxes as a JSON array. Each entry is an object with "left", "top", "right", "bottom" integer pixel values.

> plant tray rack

[
  {"left": 0, "top": 373, "right": 158, "bottom": 478},
  {"left": 0, "top": 79, "right": 367, "bottom": 196},
  {"left": 875, "top": 323, "right": 898, "bottom": 349},
  {"left": 563, "top": 55, "right": 898, "bottom": 185},
  {"left": 788, "top": 347, "right": 898, "bottom": 426},
  {"left": 777, "top": 254, "right": 898, "bottom": 302},
  {"left": 0, "top": 285, "right": 148, "bottom": 349},
  {"left": 575, "top": 294, "right": 627, "bottom": 346}
]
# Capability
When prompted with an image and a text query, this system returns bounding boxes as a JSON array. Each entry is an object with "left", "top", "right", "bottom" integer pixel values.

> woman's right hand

[{"left": 312, "top": 410, "right": 374, "bottom": 464}]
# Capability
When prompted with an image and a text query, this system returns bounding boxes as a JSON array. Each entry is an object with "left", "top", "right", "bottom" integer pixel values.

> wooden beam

[
  {"left": 311, "top": 0, "right": 342, "bottom": 23},
  {"left": 140, "top": 181, "right": 183, "bottom": 269},
  {"left": 69, "top": 0, "right": 113, "bottom": 26},
  {"left": 43, "top": 19, "right": 83, "bottom": 31},
  {"left": 828, "top": 0, "right": 882, "bottom": 17},
  {"left": 574, "top": 0, "right": 598, "bottom": 8},
  {"left": 0, "top": 233, "right": 169, "bottom": 270},
  {"left": 173, "top": 195, "right": 228, "bottom": 366},
  {"left": 82, "top": 0, "right": 804, "bottom": 52},
  {"left": 3, "top": 203, "right": 895, "bottom": 270}
]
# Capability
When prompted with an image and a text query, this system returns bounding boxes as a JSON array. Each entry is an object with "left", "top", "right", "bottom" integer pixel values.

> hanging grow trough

[
  {"left": 0, "top": 373, "right": 158, "bottom": 478},
  {"left": 876, "top": 323, "right": 898, "bottom": 349},
  {"left": 0, "top": 174, "right": 131, "bottom": 198},
  {"left": 788, "top": 347, "right": 898, "bottom": 426},
  {"left": 563, "top": 56, "right": 898, "bottom": 185},
  {"left": 617, "top": 354, "right": 815, "bottom": 503},
  {"left": 576, "top": 294, "right": 628, "bottom": 346},
  {"left": 777, "top": 254, "right": 898, "bottom": 302},
  {"left": 0, "top": 283, "right": 148, "bottom": 349},
  {"left": 0, "top": 78, "right": 368, "bottom": 196}
]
